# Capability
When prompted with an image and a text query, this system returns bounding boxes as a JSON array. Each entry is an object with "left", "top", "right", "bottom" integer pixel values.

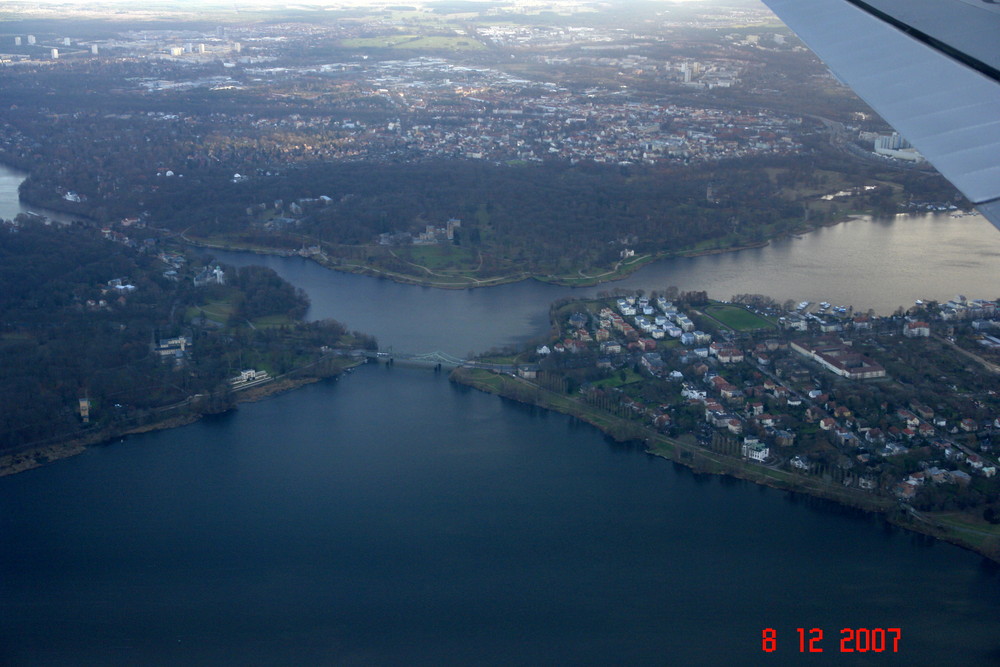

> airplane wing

[{"left": 760, "top": 0, "right": 1000, "bottom": 228}]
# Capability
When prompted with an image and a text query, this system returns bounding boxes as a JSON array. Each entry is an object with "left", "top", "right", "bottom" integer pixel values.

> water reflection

[
  {"left": 205, "top": 211, "right": 1000, "bottom": 357},
  {"left": 0, "top": 164, "right": 86, "bottom": 224}
]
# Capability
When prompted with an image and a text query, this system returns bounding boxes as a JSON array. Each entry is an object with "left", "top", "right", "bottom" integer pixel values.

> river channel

[
  {"left": 3, "top": 164, "right": 1000, "bottom": 664},
  {"left": 207, "top": 210, "right": 1000, "bottom": 357}
]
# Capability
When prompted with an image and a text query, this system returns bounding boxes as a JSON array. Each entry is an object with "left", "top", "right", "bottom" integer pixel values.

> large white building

[
  {"left": 875, "top": 132, "right": 924, "bottom": 163},
  {"left": 791, "top": 337, "right": 886, "bottom": 380},
  {"left": 742, "top": 439, "right": 769, "bottom": 462}
]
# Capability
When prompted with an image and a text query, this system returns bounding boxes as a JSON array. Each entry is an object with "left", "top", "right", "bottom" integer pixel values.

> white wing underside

[{"left": 761, "top": 0, "right": 1000, "bottom": 228}]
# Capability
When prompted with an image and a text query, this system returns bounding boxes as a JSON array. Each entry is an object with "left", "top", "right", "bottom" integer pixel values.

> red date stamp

[{"left": 762, "top": 627, "right": 901, "bottom": 653}]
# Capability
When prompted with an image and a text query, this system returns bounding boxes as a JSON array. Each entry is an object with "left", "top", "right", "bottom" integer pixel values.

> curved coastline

[
  {"left": 182, "top": 228, "right": 810, "bottom": 291},
  {"left": 3, "top": 161, "right": 918, "bottom": 294},
  {"left": 3, "top": 156, "right": 845, "bottom": 291},
  {"left": 449, "top": 366, "right": 1000, "bottom": 565},
  {"left": 0, "top": 360, "right": 363, "bottom": 478},
  {"left": 7, "top": 163, "right": 998, "bottom": 562}
]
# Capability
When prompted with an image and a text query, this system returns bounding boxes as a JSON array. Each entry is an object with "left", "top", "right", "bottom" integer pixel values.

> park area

[{"left": 701, "top": 302, "right": 776, "bottom": 332}]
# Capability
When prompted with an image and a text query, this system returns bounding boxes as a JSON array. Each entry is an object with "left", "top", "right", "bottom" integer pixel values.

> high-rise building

[
  {"left": 91, "top": 44, "right": 99, "bottom": 55},
  {"left": 50, "top": 48, "right": 58, "bottom": 59},
  {"left": 14, "top": 36, "right": 21, "bottom": 46},
  {"left": 26, "top": 35, "right": 36, "bottom": 45},
  {"left": 63, "top": 37, "right": 71, "bottom": 46},
  {"left": 875, "top": 132, "right": 910, "bottom": 151},
  {"left": 874, "top": 132, "right": 924, "bottom": 162}
]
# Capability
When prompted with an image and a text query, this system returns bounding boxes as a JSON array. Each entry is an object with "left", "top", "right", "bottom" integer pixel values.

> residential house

[
  {"left": 903, "top": 321, "right": 930, "bottom": 337},
  {"left": 774, "top": 430, "right": 795, "bottom": 447},
  {"left": 717, "top": 347, "right": 744, "bottom": 364}
]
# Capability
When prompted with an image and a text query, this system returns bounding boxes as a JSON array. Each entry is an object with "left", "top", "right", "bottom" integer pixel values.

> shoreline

[
  {"left": 184, "top": 227, "right": 817, "bottom": 291},
  {"left": 5, "top": 162, "right": 884, "bottom": 292},
  {"left": 0, "top": 363, "right": 359, "bottom": 479},
  {"left": 4, "top": 159, "right": 833, "bottom": 291},
  {"left": 0, "top": 163, "right": 96, "bottom": 225},
  {"left": 181, "top": 201, "right": 920, "bottom": 292},
  {"left": 449, "top": 366, "right": 1000, "bottom": 564}
]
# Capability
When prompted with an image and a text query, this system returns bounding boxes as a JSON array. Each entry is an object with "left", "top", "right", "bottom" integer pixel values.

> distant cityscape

[{"left": 0, "top": 7, "right": 927, "bottom": 171}]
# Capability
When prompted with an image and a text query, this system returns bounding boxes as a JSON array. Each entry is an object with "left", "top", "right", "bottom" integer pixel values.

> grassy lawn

[
  {"left": 592, "top": 368, "right": 643, "bottom": 389},
  {"left": 693, "top": 236, "right": 732, "bottom": 252},
  {"left": 340, "top": 34, "right": 484, "bottom": 50},
  {"left": 675, "top": 432, "right": 698, "bottom": 447},
  {"left": 404, "top": 35, "right": 485, "bottom": 50},
  {"left": 477, "top": 354, "right": 519, "bottom": 365},
  {"left": 186, "top": 297, "right": 236, "bottom": 325},
  {"left": 928, "top": 512, "right": 1000, "bottom": 547},
  {"left": 549, "top": 254, "right": 656, "bottom": 286},
  {"left": 340, "top": 34, "right": 419, "bottom": 48},
  {"left": 394, "top": 244, "right": 478, "bottom": 271},
  {"left": 703, "top": 302, "right": 776, "bottom": 331}
]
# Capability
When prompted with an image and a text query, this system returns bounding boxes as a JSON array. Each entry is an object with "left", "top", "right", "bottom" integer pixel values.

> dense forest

[
  {"left": 217, "top": 158, "right": 806, "bottom": 267},
  {"left": 0, "top": 220, "right": 372, "bottom": 455}
]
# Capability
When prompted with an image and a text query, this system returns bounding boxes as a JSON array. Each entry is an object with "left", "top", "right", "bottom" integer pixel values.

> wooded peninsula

[{"left": 0, "top": 218, "right": 375, "bottom": 475}]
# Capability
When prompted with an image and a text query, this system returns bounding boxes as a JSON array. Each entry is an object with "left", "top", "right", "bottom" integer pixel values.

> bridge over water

[{"left": 364, "top": 350, "right": 517, "bottom": 373}]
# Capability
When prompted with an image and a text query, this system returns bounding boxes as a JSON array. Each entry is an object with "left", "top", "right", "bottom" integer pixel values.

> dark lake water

[
  {"left": 4, "top": 367, "right": 1000, "bottom": 665},
  {"left": 4, "top": 163, "right": 1000, "bottom": 664}
]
